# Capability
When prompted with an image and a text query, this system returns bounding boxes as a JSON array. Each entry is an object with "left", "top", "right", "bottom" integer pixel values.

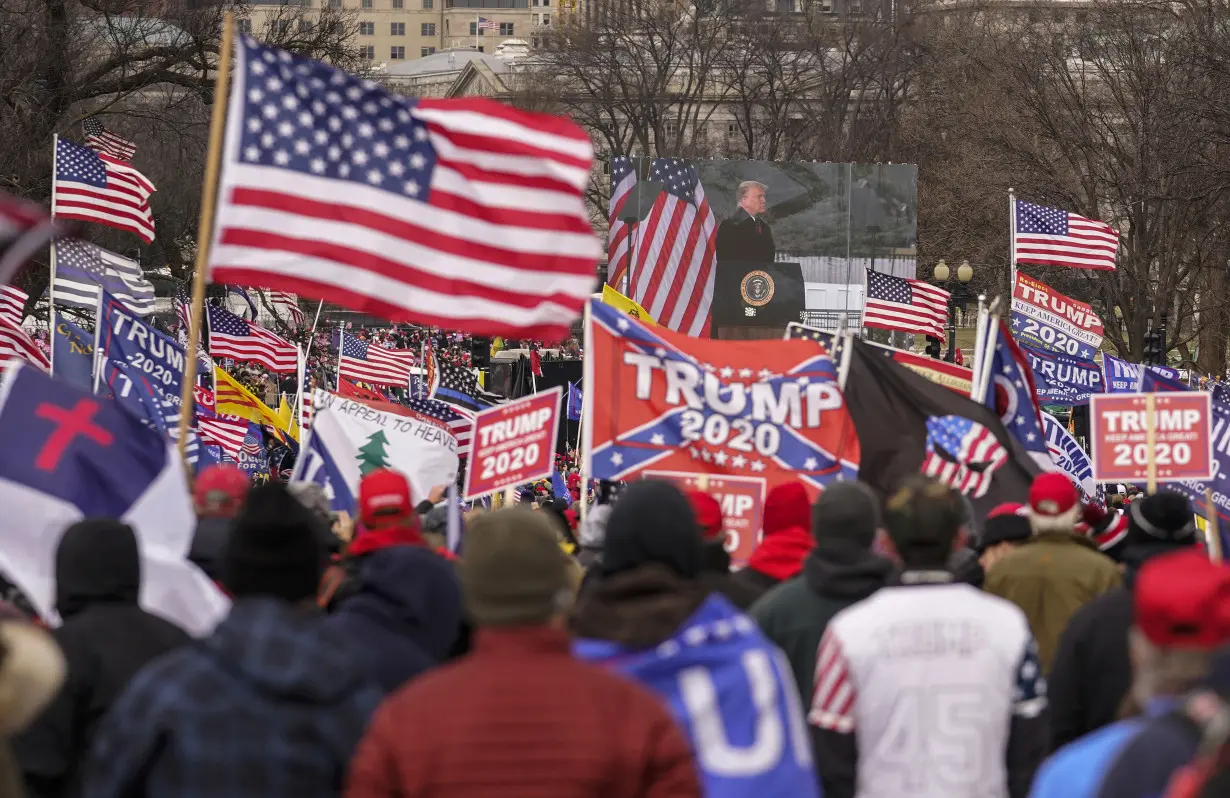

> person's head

[
  {"left": 978, "top": 502, "right": 1031, "bottom": 571},
  {"left": 460, "top": 509, "right": 574, "bottom": 629},
  {"left": 811, "top": 481, "right": 881, "bottom": 552},
  {"left": 882, "top": 476, "right": 967, "bottom": 571},
  {"left": 763, "top": 480, "right": 811, "bottom": 537},
  {"left": 686, "top": 489, "right": 729, "bottom": 572},
  {"left": 1130, "top": 550, "right": 1230, "bottom": 706},
  {"left": 1123, "top": 490, "right": 1198, "bottom": 567},
  {"left": 287, "top": 482, "right": 332, "bottom": 530},
  {"left": 193, "top": 464, "right": 249, "bottom": 519},
  {"left": 604, "top": 480, "right": 703, "bottom": 579},
  {"left": 55, "top": 519, "right": 141, "bottom": 619},
  {"left": 358, "top": 468, "right": 421, "bottom": 534},
  {"left": 224, "top": 483, "right": 327, "bottom": 604},
  {"left": 736, "top": 180, "right": 767, "bottom": 216},
  {"left": 1027, "top": 472, "right": 1081, "bottom": 535}
]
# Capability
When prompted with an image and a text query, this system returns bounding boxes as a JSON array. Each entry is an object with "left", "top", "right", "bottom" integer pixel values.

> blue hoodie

[{"left": 326, "top": 546, "right": 462, "bottom": 693}]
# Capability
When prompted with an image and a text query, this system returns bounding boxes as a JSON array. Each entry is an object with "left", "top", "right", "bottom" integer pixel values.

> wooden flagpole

[
  {"left": 177, "top": 12, "right": 235, "bottom": 472},
  {"left": 1205, "top": 489, "right": 1222, "bottom": 563},
  {"left": 1145, "top": 393, "right": 1157, "bottom": 494}
]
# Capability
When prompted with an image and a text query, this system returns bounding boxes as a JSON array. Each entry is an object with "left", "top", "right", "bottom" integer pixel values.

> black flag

[{"left": 844, "top": 339, "right": 1040, "bottom": 521}]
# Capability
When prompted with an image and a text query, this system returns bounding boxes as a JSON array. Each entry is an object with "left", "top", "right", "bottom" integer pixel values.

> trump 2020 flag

[
  {"left": 1020, "top": 342, "right": 1103, "bottom": 405},
  {"left": 574, "top": 594, "right": 819, "bottom": 798},
  {"left": 1102, "top": 353, "right": 1142, "bottom": 393},
  {"left": 567, "top": 381, "right": 582, "bottom": 421},
  {"left": 1141, "top": 364, "right": 1189, "bottom": 393},
  {"left": 1042, "top": 412, "right": 1098, "bottom": 503},
  {"left": 1171, "top": 383, "right": 1230, "bottom": 546},
  {"left": 0, "top": 365, "right": 228, "bottom": 635},
  {"left": 978, "top": 318, "right": 1054, "bottom": 472}
]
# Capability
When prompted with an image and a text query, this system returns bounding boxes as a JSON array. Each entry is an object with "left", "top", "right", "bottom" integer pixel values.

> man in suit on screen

[{"left": 716, "top": 180, "right": 776, "bottom": 265}]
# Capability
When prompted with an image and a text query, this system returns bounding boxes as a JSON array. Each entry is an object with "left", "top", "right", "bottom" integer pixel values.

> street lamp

[{"left": 932, "top": 259, "right": 973, "bottom": 362}]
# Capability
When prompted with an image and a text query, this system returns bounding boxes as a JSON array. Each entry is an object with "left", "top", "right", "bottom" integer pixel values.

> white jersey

[{"left": 808, "top": 582, "right": 1046, "bottom": 798}]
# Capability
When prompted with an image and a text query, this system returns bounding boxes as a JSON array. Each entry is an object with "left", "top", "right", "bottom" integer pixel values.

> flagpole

[
  {"left": 971, "top": 294, "right": 987, "bottom": 396},
  {"left": 303, "top": 299, "right": 324, "bottom": 364},
  {"left": 91, "top": 291, "right": 104, "bottom": 395},
  {"left": 579, "top": 299, "right": 594, "bottom": 525},
  {"left": 296, "top": 344, "right": 305, "bottom": 434},
  {"left": 49, "top": 136, "right": 60, "bottom": 378},
  {"left": 475, "top": 14, "right": 479, "bottom": 50},
  {"left": 177, "top": 12, "right": 235, "bottom": 473},
  {"left": 1008, "top": 187, "right": 1018, "bottom": 298}
]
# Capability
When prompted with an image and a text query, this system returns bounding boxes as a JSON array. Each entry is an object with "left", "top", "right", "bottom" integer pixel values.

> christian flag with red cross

[{"left": 583, "top": 299, "right": 860, "bottom": 499}]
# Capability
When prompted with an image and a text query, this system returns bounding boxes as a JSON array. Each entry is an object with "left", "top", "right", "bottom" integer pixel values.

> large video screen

[{"left": 606, "top": 157, "right": 918, "bottom": 328}]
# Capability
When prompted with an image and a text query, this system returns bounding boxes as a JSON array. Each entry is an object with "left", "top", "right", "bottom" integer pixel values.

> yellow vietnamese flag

[
  {"left": 215, "top": 367, "right": 290, "bottom": 433},
  {"left": 277, "top": 395, "right": 300, "bottom": 441},
  {"left": 601, "top": 284, "right": 656, "bottom": 325}
]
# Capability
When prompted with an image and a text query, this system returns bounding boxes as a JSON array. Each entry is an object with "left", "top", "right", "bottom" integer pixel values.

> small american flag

[
  {"left": 862, "top": 269, "right": 949, "bottom": 341},
  {"left": 1013, "top": 199, "right": 1118, "bottom": 271},
  {"left": 53, "top": 137, "right": 155, "bottom": 243},
  {"left": 301, "top": 388, "right": 314, "bottom": 433},
  {"left": 83, "top": 117, "right": 137, "bottom": 162},
  {"left": 921, "top": 415, "right": 1008, "bottom": 499},
  {"left": 477, "top": 16, "right": 497, "bottom": 29},
  {"left": 0, "top": 317, "right": 49, "bottom": 374},
  {"left": 1, "top": 286, "right": 27, "bottom": 328},
  {"left": 207, "top": 37, "right": 600, "bottom": 341},
  {"left": 404, "top": 394, "right": 473, "bottom": 452},
  {"left": 242, "top": 426, "right": 265, "bottom": 457},
  {"left": 605, "top": 156, "right": 637, "bottom": 291},
  {"left": 632, "top": 157, "right": 717, "bottom": 336},
  {"left": 196, "top": 415, "right": 250, "bottom": 461},
  {"left": 207, "top": 303, "right": 298, "bottom": 373},
  {"left": 267, "top": 290, "right": 305, "bottom": 329},
  {"left": 336, "top": 330, "right": 415, "bottom": 387}
]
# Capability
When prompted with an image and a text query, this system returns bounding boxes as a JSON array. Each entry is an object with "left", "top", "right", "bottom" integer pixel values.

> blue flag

[
  {"left": 567, "top": 381, "right": 583, "bottom": 421},
  {"left": 1021, "top": 342, "right": 1103, "bottom": 405},
  {"left": 550, "top": 470, "right": 571, "bottom": 505},
  {"left": 1141, "top": 364, "right": 1188, "bottom": 393},
  {"left": 102, "top": 359, "right": 183, "bottom": 439},
  {"left": 51, "top": 312, "right": 94, "bottom": 391},
  {"left": 291, "top": 424, "right": 354, "bottom": 513},
  {"left": 574, "top": 595, "right": 819, "bottom": 798},
  {"left": 980, "top": 319, "right": 1052, "bottom": 470},
  {"left": 1042, "top": 412, "right": 1099, "bottom": 503},
  {"left": 1101, "top": 353, "right": 1142, "bottom": 393},
  {"left": 96, "top": 291, "right": 186, "bottom": 439},
  {"left": 1171, "top": 382, "right": 1230, "bottom": 555},
  {"left": 236, "top": 423, "right": 266, "bottom": 477}
]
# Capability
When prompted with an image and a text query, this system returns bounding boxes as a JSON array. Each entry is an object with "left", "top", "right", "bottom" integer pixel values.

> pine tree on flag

[{"left": 356, "top": 431, "right": 391, "bottom": 474}]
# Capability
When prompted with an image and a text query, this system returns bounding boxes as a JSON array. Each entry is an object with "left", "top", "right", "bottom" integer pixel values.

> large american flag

[
  {"left": 207, "top": 37, "right": 601, "bottom": 341},
  {"left": 629, "top": 157, "right": 716, "bottom": 336},
  {"left": 207, "top": 303, "right": 298, "bottom": 373},
  {"left": 0, "top": 317, "right": 49, "bottom": 374},
  {"left": 52, "top": 137, "right": 156, "bottom": 243},
  {"left": 862, "top": 269, "right": 949, "bottom": 341},
  {"left": 1013, "top": 199, "right": 1118, "bottom": 271},
  {"left": 605, "top": 156, "right": 637, "bottom": 292},
  {"left": 1, "top": 286, "right": 26, "bottom": 327},
  {"left": 336, "top": 330, "right": 415, "bottom": 387},
  {"left": 52, "top": 238, "right": 155, "bottom": 314},
  {"left": 83, "top": 117, "right": 137, "bottom": 162}
]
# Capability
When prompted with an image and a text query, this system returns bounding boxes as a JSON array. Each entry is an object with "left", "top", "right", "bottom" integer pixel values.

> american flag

[
  {"left": 0, "top": 192, "right": 66, "bottom": 287},
  {"left": 629, "top": 157, "right": 716, "bottom": 336},
  {"left": 921, "top": 414, "right": 1008, "bottom": 499},
  {"left": 336, "top": 330, "right": 415, "bottom": 387},
  {"left": 52, "top": 137, "right": 156, "bottom": 243},
  {"left": 1013, "top": 199, "right": 1118, "bottom": 271},
  {"left": 207, "top": 37, "right": 600, "bottom": 341},
  {"left": 301, "top": 388, "right": 314, "bottom": 433},
  {"left": 267, "top": 290, "right": 305, "bottom": 328},
  {"left": 82, "top": 117, "right": 137, "bottom": 162},
  {"left": 207, "top": 303, "right": 298, "bottom": 373},
  {"left": 196, "top": 415, "right": 250, "bottom": 460},
  {"left": 605, "top": 156, "right": 637, "bottom": 291},
  {"left": 242, "top": 426, "right": 265, "bottom": 457},
  {"left": 52, "top": 238, "right": 155, "bottom": 314},
  {"left": 862, "top": 269, "right": 949, "bottom": 341},
  {"left": 477, "top": 15, "right": 497, "bottom": 29},
  {"left": 1, "top": 286, "right": 27, "bottom": 327},
  {"left": 404, "top": 394, "right": 473, "bottom": 453},
  {"left": 0, "top": 317, "right": 50, "bottom": 374}
]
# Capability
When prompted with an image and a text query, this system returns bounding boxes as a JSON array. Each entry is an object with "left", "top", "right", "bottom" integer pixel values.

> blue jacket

[
  {"left": 1030, "top": 699, "right": 1178, "bottom": 798},
  {"left": 80, "top": 598, "right": 382, "bottom": 798},
  {"left": 326, "top": 545, "right": 462, "bottom": 693}
]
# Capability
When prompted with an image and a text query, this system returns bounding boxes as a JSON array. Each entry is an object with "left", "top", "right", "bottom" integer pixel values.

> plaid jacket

[{"left": 80, "top": 598, "right": 382, "bottom": 798}]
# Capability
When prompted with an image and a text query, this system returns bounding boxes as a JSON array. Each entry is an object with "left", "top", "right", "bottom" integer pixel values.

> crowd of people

[{"left": 1, "top": 460, "right": 1229, "bottom": 798}]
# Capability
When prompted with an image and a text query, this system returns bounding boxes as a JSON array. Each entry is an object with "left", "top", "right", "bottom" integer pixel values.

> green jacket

[
  {"left": 984, "top": 531, "right": 1122, "bottom": 674},
  {"left": 750, "top": 547, "right": 893, "bottom": 702}
]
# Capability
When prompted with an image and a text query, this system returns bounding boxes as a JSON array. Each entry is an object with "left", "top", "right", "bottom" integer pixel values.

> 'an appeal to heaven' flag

[
  {"left": 0, "top": 364, "right": 228, "bottom": 635},
  {"left": 1020, "top": 342, "right": 1104, "bottom": 405},
  {"left": 1012, "top": 199, "right": 1118, "bottom": 271},
  {"left": 1010, "top": 272, "right": 1102, "bottom": 357},
  {"left": 574, "top": 594, "right": 819, "bottom": 798},
  {"left": 1042, "top": 412, "right": 1098, "bottom": 503},
  {"left": 862, "top": 269, "right": 949, "bottom": 341},
  {"left": 336, "top": 331, "right": 416, "bottom": 388},
  {"left": 843, "top": 338, "right": 1040, "bottom": 514},
  {"left": 51, "top": 238, "right": 155, "bottom": 315},
  {"left": 52, "top": 313, "right": 94, "bottom": 391},
  {"left": 52, "top": 137, "right": 156, "bottom": 243},
  {"left": 207, "top": 36, "right": 602, "bottom": 340},
  {"left": 206, "top": 303, "right": 298, "bottom": 374},
  {"left": 978, "top": 318, "right": 1054, "bottom": 472},
  {"left": 584, "top": 299, "right": 860, "bottom": 498}
]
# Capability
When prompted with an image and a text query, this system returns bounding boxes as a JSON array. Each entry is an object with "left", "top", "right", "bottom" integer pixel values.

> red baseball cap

[
  {"left": 193, "top": 465, "right": 249, "bottom": 518},
  {"left": 359, "top": 468, "right": 414, "bottom": 529},
  {"left": 1135, "top": 550, "right": 1230, "bottom": 649},
  {"left": 687, "top": 490, "right": 724, "bottom": 541}
]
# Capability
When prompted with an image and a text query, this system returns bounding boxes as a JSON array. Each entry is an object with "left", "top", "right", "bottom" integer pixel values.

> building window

[
  {"left": 298, "top": 19, "right": 311, "bottom": 32},
  {"left": 421, "top": 22, "right": 436, "bottom": 34},
  {"left": 393, "top": 0, "right": 404, "bottom": 6},
  {"left": 421, "top": 46, "right": 436, "bottom": 56},
  {"left": 540, "top": 13, "right": 548, "bottom": 24},
  {"left": 273, "top": 19, "right": 290, "bottom": 34},
  {"left": 359, "top": 44, "right": 375, "bottom": 58},
  {"left": 391, "top": 21, "right": 405, "bottom": 34},
  {"left": 361, "top": 0, "right": 373, "bottom": 7},
  {"left": 469, "top": 21, "right": 477, "bottom": 34},
  {"left": 238, "top": 18, "right": 252, "bottom": 33},
  {"left": 422, "top": 0, "right": 432, "bottom": 7},
  {"left": 391, "top": 45, "right": 406, "bottom": 58},
  {"left": 359, "top": 20, "right": 374, "bottom": 34},
  {"left": 328, "top": 0, "right": 340, "bottom": 7},
  {"left": 499, "top": 22, "right": 514, "bottom": 33}
]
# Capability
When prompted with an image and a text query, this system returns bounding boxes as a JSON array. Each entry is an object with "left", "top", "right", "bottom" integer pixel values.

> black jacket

[
  {"left": 14, "top": 520, "right": 189, "bottom": 798},
  {"left": 715, "top": 212, "right": 775, "bottom": 266},
  {"left": 188, "top": 515, "right": 231, "bottom": 581},
  {"left": 697, "top": 540, "right": 761, "bottom": 610}
]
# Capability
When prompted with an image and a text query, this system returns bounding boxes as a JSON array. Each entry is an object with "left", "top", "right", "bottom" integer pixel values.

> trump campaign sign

[
  {"left": 1089, "top": 393, "right": 1214, "bottom": 483},
  {"left": 585, "top": 300, "right": 860, "bottom": 499},
  {"left": 643, "top": 471, "right": 766, "bottom": 564},
  {"left": 1011, "top": 273, "right": 1103, "bottom": 358},
  {"left": 464, "top": 387, "right": 561, "bottom": 500}
]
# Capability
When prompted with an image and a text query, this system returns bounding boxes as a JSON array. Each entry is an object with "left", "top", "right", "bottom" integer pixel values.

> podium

[{"left": 710, "top": 260, "right": 805, "bottom": 340}]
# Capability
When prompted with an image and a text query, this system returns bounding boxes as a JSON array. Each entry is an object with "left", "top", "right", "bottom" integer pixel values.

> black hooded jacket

[{"left": 13, "top": 519, "right": 189, "bottom": 798}]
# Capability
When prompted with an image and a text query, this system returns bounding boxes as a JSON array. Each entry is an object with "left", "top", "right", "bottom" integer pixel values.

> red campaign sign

[
  {"left": 463, "top": 387, "right": 562, "bottom": 500},
  {"left": 585, "top": 300, "right": 860, "bottom": 502},
  {"left": 1089, "top": 393, "right": 1214, "bottom": 483},
  {"left": 643, "top": 471, "right": 766, "bottom": 565}
]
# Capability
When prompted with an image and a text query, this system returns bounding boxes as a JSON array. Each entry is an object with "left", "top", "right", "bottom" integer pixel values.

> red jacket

[{"left": 346, "top": 627, "right": 701, "bottom": 798}]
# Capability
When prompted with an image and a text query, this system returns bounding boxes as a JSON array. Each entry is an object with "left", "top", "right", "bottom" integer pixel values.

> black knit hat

[
  {"left": 1124, "top": 490, "right": 1197, "bottom": 554},
  {"left": 603, "top": 480, "right": 703, "bottom": 579},
  {"left": 224, "top": 483, "right": 327, "bottom": 603},
  {"left": 811, "top": 482, "right": 881, "bottom": 550}
]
